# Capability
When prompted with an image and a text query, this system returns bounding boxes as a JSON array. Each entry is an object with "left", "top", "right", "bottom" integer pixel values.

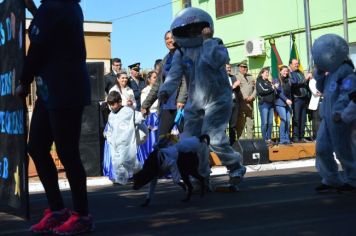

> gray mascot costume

[
  {"left": 312, "top": 33, "right": 356, "bottom": 192},
  {"left": 158, "top": 7, "right": 246, "bottom": 190}
]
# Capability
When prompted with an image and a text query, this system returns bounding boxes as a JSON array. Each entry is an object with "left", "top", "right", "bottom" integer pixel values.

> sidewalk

[{"left": 28, "top": 158, "right": 316, "bottom": 193}]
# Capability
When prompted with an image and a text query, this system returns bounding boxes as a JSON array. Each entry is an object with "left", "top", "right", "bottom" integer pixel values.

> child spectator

[{"left": 103, "top": 91, "right": 145, "bottom": 185}]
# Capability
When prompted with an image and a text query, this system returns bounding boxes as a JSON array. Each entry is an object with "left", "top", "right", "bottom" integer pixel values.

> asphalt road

[{"left": 1, "top": 166, "right": 356, "bottom": 236}]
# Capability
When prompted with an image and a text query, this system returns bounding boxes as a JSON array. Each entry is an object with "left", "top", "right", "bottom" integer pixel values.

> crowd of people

[
  {"left": 104, "top": 47, "right": 319, "bottom": 154},
  {"left": 18, "top": 0, "right": 356, "bottom": 235}
]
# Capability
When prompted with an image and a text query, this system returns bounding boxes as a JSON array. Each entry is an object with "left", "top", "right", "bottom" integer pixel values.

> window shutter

[
  {"left": 216, "top": 0, "right": 223, "bottom": 17},
  {"left": 215, "top": 0, "right": 244, "bottom": 17}
]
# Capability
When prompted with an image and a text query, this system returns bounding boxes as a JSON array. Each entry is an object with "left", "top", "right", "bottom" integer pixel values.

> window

[{"left": 215, "top": 0, "right": 244, "bottom": 18}]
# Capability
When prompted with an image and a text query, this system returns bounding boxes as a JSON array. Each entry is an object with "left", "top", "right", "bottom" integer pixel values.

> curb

[{"left": 29, "top": 158, "right": 316, "bottom": 193}]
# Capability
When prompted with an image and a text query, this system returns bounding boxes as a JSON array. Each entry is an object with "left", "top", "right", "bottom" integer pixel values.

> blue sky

[{"left": 28, "top": 0, "right": 176, "bottom": 70}]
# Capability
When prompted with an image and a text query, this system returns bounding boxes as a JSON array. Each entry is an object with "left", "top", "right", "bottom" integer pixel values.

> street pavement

[{"left": 1, "top": 165, "right": 356, "bottom": 236}]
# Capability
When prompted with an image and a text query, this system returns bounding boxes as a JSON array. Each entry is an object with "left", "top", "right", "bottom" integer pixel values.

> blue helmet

[
  {"left": 311, "top": 34, "right": 349, "bottom": 72},
  {"left": 170, "top": 7, "right": 214, "bottom": 48}
]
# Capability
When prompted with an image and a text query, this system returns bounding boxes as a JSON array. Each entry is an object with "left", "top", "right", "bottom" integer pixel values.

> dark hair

[
  {"left": 115, "top": 72, "right": 128, "bottom": 93},
  {"left": 278, "top": 65, "right": 289, "bottom": 85},
  {"left": 289, "top": 58, "right": 298, "bottom": 65},
  {"left": 107, "top": 91, "right": 122, "bottom": 105},
  {"left": 146, "top": 71, "right": 157, "bottom": 85},
  {"left": 112, "top": 58, "right": 121, "bottom": 64},
  {"left": 257, "top": 67, "right": 270, "bottom": 80},
  {"left": 154, "top": 59, "right": 162, "bottom": 69},
  {"left": 164, "top": 31, "right": 171, "bottom": 39},
  {"left": 116, "top": 71, "right": 128, "bottom": 79}
]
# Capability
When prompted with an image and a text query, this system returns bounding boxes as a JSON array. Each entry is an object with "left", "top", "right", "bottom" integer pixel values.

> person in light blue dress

[{"left": 137, "top": 71, "right": 159, "bottom": 164}]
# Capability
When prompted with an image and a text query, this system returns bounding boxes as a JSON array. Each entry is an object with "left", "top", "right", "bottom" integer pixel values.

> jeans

[
  {"left": 292, "top": 98, "right": 307, "bottom": 140},
  {"left": 275, "top": 105, "right": 291, "bottom": 143},
  {"left": 258, "top": 102, "right": 274, "bottom": 140}
]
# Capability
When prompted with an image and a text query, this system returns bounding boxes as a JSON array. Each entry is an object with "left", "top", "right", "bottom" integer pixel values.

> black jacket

[
  {"left": 256, "top": 77, "right": 275, "bottom": 104},
  {"left": 104, "top": 71, "right": 117, "bottom": 94},
  {"left": 21, "top": 0, "right": 90, "bottom": 108},
  {"left": 290, "top": 70, "right": 310, "bottom": 99},
  {"left": 128, "top": 76, "right": 146, "bottom": 111}
]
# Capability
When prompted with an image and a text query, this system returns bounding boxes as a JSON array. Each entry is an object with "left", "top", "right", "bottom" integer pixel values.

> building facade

[
  {"left": 173, "top": 0, "right": 356, "bottom": 75},
  {"left": 172, "top": 0, "right": 356, "bottom": 139}
]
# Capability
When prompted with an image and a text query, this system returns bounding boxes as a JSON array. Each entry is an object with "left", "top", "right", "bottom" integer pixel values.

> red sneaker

[
  {"left": 30, "top": 208, "right": 71, "bottom": 234},
  {"left": 53, "top": 211, "right": 94, "bottom": 235}
]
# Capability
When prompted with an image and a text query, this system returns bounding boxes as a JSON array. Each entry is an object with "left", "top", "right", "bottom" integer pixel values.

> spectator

[
  {"left": 154, "top": 59, "right": 163, "bottom": 72},
  {"left": 109, "top": 72, "right": 136, "bottom": 109},
  {"left": 128, "top": 63, "right": 146, "bottom": 111},
  {"left": 235, "top": 60, "right": 256, "bottom": 139},
  {"left": 289, "top": 58, "right": 311, "bottom": 143},
  {"left": 137, "top": 71, "right": 160, "bottom": 165},
  {"left": 256, "top": 67, "right": 275, "bottom": 145},
  {"left": 104, "top": 58, "right": 122, "bottom": 94},
  {"left": 141, "top": 31, "right": 187, "bottom": 137},
  {"left": 226, "top": 63, "right": 240, "bottom": 145},
  {"left": 308, "top": 76, "right": 322, "bottom": 140},
  {"left": 274, "top": 65, "right": 293, "bottom": 144},
  {"left": 17, "top": 0, "right": 94, "bottom": 234}
]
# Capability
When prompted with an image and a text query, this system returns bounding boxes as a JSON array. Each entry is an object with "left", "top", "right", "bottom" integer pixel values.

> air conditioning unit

[{"left": 244, "top": 38, "right": 265, "bottom": 57}]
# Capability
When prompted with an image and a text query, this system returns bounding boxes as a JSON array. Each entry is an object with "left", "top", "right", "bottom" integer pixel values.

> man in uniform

[
  {"left": 226, "top": 63, "right": 240, "bottom": 145},
  {"left": 235, "top": 60, "right": 256, "bottom": 139},
  {"left": 128, "top": 63, "right": 146, "bottom": 111}
]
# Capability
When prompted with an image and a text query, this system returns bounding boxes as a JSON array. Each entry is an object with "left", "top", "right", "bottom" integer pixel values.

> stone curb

[{"left": 28, "top": 158, "right": 316, "bottom": 193}]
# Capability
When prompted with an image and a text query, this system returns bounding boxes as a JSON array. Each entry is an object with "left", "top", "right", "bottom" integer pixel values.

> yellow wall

[
  {"left": 25, "top": 31, "right": 111, "bottom": 60},
  {"left": 85, "top": 32, "right": 111, "bottom": 60}
]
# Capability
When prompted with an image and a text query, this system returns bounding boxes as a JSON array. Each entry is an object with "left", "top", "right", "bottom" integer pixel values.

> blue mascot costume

[
  {"left": 312, "top": 34, "right": 356, "bottom": 192},
  {"left": 158, "top": 7, "right": 246, "bottom": 191}
]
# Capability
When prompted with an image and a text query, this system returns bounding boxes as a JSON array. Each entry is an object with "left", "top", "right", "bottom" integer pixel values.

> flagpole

[
  {"left": 342, "top": 0, "right": 349, "bottom": 43},
  {"left": 303, "top": 0, "right": 313, "bottom": 72}
]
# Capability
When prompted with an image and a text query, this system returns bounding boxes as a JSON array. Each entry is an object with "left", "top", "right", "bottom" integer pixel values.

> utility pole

[
  {"left": 342, "top": 0, "right": 349, "bottom": 43},
  {"left": 303, "top": 0, "right": 313, "bottom": 71}
]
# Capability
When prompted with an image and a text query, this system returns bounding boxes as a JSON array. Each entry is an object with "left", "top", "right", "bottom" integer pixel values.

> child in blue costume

[
  {"left": 158, "top": 8, "right": 246, "bottom": 191},
  {"left": 311, "top": 34, "right": 356, "bottom": 193}
]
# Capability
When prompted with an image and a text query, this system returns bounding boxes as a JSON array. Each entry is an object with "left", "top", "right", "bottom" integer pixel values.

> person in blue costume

[
  {"left": 311, "top": 34, "right": 356, "bottom": 193},
  {"left": 158, "top": 7, "right": 246, "bottom": 191},
  {"left": 341, "top": 86, "right": 356, "bottom": 177}
]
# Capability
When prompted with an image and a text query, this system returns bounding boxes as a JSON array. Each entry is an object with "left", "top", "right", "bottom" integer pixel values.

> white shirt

[
  {"left": 141, "top": 85, "right": 159, "bottom": 113},
  {"left": 109, "top": 85, "right": 137, "bottom": 109}
]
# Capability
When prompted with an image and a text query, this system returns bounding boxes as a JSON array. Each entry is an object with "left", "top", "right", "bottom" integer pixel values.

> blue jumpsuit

[
  {"left": 315, "top": 63, "right": 356, "bottom": 187},
  {"left": 159, "top": 38, "right": 246, "bottom": 180}
]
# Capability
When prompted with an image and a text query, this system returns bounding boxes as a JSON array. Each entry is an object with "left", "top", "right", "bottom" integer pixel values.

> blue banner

[{"left": 0, "top": 0, "right": 28, "bottom": 218}]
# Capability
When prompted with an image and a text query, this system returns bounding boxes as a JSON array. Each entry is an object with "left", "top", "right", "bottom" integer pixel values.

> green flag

[
  {"left": 269, "top": 38, "right": 283, "bottom": 80},
  {"left": 289, "top": 33, "right": 304, "bottom": 71}
]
